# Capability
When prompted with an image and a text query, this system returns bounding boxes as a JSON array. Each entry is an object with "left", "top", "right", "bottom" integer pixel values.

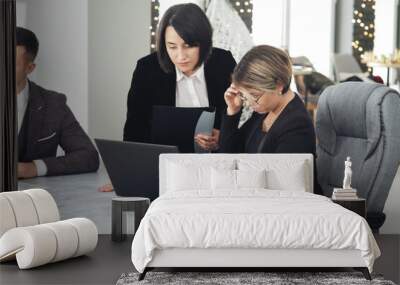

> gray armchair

[{"left": 316, "top": 82, "right": 400, "bottom": 231}]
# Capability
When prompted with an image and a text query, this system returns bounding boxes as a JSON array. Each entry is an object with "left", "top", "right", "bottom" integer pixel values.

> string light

[
  {"left": 150, "top": 0, "right": 160, "bottom": 52},
  {"left": 352, "top": 0, "right": 375, "bottom": 72}
]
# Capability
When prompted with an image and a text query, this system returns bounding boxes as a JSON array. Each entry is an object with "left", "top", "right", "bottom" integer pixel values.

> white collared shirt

[
  {"left": 175, "top": 64, "right": 209, "bottom": 107},
  {"left": 17, "top": 81, "right": 47, "bottom": 176},
  {"left": 17, "top": 82, "right": 29, "bottom": 134}
]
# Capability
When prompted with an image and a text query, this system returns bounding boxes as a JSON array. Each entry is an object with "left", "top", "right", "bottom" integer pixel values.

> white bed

[{"left": 131, "top": 154, "right": 380, "bottom": 280}]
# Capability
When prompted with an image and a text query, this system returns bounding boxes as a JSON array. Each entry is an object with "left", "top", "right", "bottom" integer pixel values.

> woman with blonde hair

[{"left": 219, "top": 45, "right": 316, "bottom": 155}]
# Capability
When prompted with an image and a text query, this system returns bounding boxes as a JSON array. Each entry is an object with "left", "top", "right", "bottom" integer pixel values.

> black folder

[{"left": 151, "top": 106, "right": 215, "bottom": 153}]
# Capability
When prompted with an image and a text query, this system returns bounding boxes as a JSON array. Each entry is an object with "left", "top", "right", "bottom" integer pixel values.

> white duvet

[{"left": 131, "top": 190, "right": 380, "bottom": 273}]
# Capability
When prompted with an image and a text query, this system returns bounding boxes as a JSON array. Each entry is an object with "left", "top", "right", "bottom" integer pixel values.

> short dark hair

[
  {"left": 156, "top": 3, "right": 212, "bottom": 73},
  {"left": 16, "top": 27, "right": 39, "bottom": 62}
]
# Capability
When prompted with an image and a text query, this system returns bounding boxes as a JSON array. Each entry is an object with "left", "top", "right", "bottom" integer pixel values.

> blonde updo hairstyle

[{"left": 232, "top": 45, "right": 292, "bottom": 95}]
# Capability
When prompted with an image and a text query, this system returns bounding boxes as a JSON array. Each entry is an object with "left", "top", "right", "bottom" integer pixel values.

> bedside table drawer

[{"left": 332, "top": 199, "right": 366, "bottom": 218}]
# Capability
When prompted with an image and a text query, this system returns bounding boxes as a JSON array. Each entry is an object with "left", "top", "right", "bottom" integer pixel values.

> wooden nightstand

[{"left": 332, "top": 198, "right": 366, "bottom": 218}]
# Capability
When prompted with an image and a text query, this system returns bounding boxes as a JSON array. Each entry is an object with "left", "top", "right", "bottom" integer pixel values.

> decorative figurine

[{"left": 343, "top": 156, "right": 352, "bottom": 189}]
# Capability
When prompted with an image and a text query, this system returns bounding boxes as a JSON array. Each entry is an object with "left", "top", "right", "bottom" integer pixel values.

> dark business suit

[
  {"left": 18, "top": 81, "right": 99, "bottom": 176},
  {"left": 123, "top": 48, "right": 236, "bottom": 142}
]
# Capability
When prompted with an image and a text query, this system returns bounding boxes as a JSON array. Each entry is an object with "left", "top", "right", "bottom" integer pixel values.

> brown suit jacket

[{"left": 18, "top": 81, "right": 99, "bottom": 176}]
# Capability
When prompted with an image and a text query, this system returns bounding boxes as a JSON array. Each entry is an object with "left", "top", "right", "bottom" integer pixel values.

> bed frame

[
  {"left": 139, "top": 248, "right": 371, "bottom": 280},
  {"left": 137, "top": 154, "right": 372, "bottom": 281}
]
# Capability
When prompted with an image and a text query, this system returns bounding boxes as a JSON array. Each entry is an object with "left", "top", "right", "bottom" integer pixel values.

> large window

[
  {"left": 252, "top": 0, "right": 335, "bottom": 77},
  {"left": 373, "top": 0, "right": 398, "bottom": 83}
]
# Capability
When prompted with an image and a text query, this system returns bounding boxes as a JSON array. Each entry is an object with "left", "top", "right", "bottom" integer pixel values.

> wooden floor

[{"left": 0, "top": 235, "right": 398, "bottom": 285}]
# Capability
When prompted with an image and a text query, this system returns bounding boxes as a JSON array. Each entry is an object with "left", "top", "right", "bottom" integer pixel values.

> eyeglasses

[{"left": 238, "top": 92, "right": 265, "bottom": 106}]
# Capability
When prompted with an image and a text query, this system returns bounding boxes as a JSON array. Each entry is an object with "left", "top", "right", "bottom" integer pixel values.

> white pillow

[
  {"left": 238, "top": 159, "right": 308, "bottom": 192},
  {"left": 266, "top": 166, "right": 306, "bottom": 191},
  {"left": 167, "top": 162, "right": 209, "bottom": 191},
  {"left": 211, "top": 168, "right": 236, "bottom": 190},
  {"left": 210, "top": 168, "right": 267, "bottom": 190},
  {"left": 166, "top": 159, "right": 235, "bottom": 192},
  {"left": 236, "top": 169, "right": 267, "bottom": 189}
]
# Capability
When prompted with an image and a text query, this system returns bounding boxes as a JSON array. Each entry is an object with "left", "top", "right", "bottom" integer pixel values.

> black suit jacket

[
  {"left": 219, "top": 95, "right": 316, "bottom": 154},
  {"left": 18, "top": 81, "right": 99, "bottom": 176},
  {"left": 219, "top": 94, "right": 322, "bottom": 194},
  {"left": 123, "top": 48, "right": 236, "bottom": 142}
]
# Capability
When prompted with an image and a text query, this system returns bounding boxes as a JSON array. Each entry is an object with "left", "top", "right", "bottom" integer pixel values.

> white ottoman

[{"left": 0, "top": 189, "right": 98, "bottom": 269}]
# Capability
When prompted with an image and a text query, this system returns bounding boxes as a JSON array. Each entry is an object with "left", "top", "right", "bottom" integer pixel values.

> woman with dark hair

[{"left": 123, "top": 3, "right": 236, "bottom": 151}]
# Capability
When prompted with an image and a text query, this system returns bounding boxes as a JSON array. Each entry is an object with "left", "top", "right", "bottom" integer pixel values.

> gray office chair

[
  {"left": 316, "top": 82, "right": 400, "bottom": 231},
  {"left": 332, "top": 53, "right": 363, "bottom": 82}
]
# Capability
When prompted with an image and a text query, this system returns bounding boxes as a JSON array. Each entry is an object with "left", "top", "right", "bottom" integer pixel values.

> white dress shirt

[
  {"left": 17, "top": 81, "right": 47, "bottom": 176},
  {"left": 175, "top": 64, "right": 209, "bottom": 107},
  {"left": 17, "top": 83, "right": 29, "bottom": 134}
]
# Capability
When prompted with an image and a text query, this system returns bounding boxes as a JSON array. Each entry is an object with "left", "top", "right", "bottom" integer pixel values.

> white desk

[
  {"left": 366, "top": 62, "right": 400, "bottom": 86},
  {"left": 18, "top": 165, "right": 114, "bottom": 234}
]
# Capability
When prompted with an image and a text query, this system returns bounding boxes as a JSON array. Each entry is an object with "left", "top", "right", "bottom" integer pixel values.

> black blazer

[
  {"left": 219, "top": 94, "right": 316, "bottom": 154},
  {"left": 123, "top": 48, "right": 236, "bottom": 142},
  {"left": 18, "top": 81, "right": 99, "bottom": 176},
  {"left": 219, "top": 94, "right": 321, "bottom": 194}
]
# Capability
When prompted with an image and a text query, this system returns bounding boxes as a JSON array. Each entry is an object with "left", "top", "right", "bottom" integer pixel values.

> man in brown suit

[{"left": 16, "top": 27, "right": 99, "bottom": 178}]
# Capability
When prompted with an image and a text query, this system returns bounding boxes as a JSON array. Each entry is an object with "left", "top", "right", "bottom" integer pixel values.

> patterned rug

[{"left": 116, "top": 271, "right": 396, "bottom": 285}]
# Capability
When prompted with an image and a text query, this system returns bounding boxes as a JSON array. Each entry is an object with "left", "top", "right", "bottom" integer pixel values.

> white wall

[
  {"left": 16, "top": 0, "right": 89, "bottom": 131},
  {"left": 16, "top": 0, "right": 151, "bottom": 139},
  {"left": 88, "top": 0, "right": 150, "bottom": 140},
  {"left": 16, "top": 1, "right": 27, "bottom": 28}
]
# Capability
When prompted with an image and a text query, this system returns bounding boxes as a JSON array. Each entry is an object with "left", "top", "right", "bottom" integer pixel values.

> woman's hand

[
  {"left": 98, "top": 183, "right": 114, "bottom": 192},
  {"left": 224, "top": 84, "right": 243, "bottom": 115},
  {"left": 194, "top": 129, "right": 220, "bottom": 151}
]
